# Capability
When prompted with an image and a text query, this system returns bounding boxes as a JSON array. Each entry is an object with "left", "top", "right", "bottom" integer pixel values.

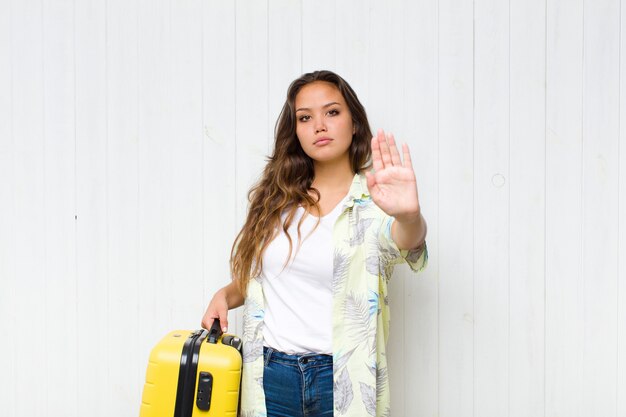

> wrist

[
  {"left": 216, "top": 287, "right": 230, "bottom": 309},
  {"left": 394, "top": 207, "right": 422, "bottom": 225}
]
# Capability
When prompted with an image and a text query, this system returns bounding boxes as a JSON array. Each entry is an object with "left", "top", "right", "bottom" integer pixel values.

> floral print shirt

[{"left": 239, "top": 173, "right": 428, "bottom": 417}]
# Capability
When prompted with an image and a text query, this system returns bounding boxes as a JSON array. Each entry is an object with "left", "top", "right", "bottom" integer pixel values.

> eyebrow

[{"left": 295, "top": 102, "right": 341, "bottom": 112}]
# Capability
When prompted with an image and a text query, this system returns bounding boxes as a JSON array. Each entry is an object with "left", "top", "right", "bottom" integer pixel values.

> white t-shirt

[{"left": 261, "top": 200, "right": 345, "bottom": 355}]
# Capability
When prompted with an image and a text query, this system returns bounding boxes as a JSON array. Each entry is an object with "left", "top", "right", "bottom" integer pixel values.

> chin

[{"left": 311, "top": 154, "right": 351, "bottom": 165}]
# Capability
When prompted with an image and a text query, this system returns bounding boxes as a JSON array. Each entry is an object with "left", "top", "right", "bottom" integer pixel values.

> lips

[{"left": 314, "top": 137, "right": 333, "bottom": 145}]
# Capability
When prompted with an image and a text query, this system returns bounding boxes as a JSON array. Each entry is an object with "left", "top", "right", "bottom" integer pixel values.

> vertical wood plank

[
  {"left": 268, "top": 0, "right": 301, "bottom": 132},
  {"left": 136, "top": 0, "right": 173, "bottom": 383},
  {"left": 75, "top": 0, "right": 108, "bottom": 414},
  {"left": 545, "top": 0, "right": 584, "bottom": 415},
  {"left": 0, "top": 1, "right": 16, "bottom": 415},
  {"left": 401, "top": 0, "right": 439, "bottom": 414},
  {"left": 235, "top": 0, "right": 269, "bottom": 334},
  {"left": 106, "top": 0, "right": 139, "bottom": 413},
  {"left": 582, "top": 0, "right": 620, "bottom": 415},
  {"left": 301, "top": 0, "right": 336, "bottom": 71},
  {"left": 202, "top": 0, "right": 237, "bottom": 328},
  {"left": 509, "top": 0, "right": 546, "bottom": 415},
  {"left": 438, "top": 0, "right": 475, "bottom": 416},
  {"left": 11, "top": 1, "right": 46, "bottom": 416},
  {"left": 364, "top": 0, "right": 398, "bottom": 132},
  {"left": 620, "top": 2, "right": 626, "bottom": 413},
  {"left": 473, "top": 0, "right": 510, "bottom": 415},
  {"left": 335, "top": 0, "right": 369, "bottom": 102},
  {"left": 235, "top": 0, "right": 269, "bottom": 196},
  {"left": 169, "top": 0, "right": 204, "bottom": 329},
  {"left": 42, "top": 0, "right": 77, "bottom": 414}
]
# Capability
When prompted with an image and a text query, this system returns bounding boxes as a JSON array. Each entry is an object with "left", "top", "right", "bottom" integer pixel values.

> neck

[{"left": 311, "top": 157, "right": 354, "bottom": 191}]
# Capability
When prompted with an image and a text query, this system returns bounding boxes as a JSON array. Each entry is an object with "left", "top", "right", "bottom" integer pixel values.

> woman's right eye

[{"left": 298, "top": 115, "right": 311, "bottom": 122}]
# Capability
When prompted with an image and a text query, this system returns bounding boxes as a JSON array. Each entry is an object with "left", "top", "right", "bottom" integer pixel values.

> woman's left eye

[{"left": 327, "top": 109, "right": 339, "bottom": 116}]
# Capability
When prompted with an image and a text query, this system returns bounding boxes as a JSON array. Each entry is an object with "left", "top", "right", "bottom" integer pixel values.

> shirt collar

[{"left": 344, "top": 172, "right": 372, "bottom": 209}]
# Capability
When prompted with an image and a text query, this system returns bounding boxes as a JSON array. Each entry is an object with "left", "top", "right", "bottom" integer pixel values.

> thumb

[{"left": 365, "top": 171, "right": 380, "bottom": 196}]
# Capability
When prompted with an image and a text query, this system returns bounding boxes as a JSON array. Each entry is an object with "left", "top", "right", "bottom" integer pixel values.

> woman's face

[{"left": 294, "top": 81, "right": 355, "bottom": 166}]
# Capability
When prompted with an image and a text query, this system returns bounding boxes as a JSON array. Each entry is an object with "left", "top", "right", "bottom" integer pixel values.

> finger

[
  {"left": 201, "top": 311, "right": 216, "bottom": 330},
  {"left": 388, "top": 133, "right": 402, "bottom": 166},
  {"left": 402, "top": 143, "right": 414, "bottom": 170},
  {"left": 365, "top": 170, "right": 380, "bottom": 196},
  {"left": 371, "top": 135, "right": 383, "bottom": 172},
  {"left": 215, "top": 309, "right": 228, "bottom": 332},
  {"left": 379, "top": 130, "right": 393, "bottom": 167}
]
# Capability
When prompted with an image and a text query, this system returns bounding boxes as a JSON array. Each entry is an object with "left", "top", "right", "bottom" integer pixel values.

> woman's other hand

[
  {"left": 201, "top": 288, "right": 230, "bottom": 332},
  {"left": 201, "top": 280, "right": 245, "bottom": 333}
]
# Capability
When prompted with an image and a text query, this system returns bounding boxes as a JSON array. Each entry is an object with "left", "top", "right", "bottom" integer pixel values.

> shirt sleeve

[{"left": 378, "top": 215, "right": 428, "bottom": 274}]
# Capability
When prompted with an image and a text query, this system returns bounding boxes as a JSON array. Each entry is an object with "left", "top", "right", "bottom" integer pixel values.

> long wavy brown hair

[{"left": 231, "top": 70, "right": 373, "bottom": 297}]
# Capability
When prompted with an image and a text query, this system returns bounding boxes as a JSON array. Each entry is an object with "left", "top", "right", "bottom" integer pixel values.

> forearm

[{"left": 391, "top": 211, "right": 427, "bottom": 250}]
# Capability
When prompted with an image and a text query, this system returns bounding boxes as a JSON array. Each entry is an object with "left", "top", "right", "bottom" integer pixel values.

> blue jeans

[{"left": 263, "top": 346, "right": 334, "bottom": 417}]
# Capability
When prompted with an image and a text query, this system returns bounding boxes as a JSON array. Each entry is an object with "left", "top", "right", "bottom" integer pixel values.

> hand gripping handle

[{"left": 207, "top": 318, "right": 223, "bottom": 344}]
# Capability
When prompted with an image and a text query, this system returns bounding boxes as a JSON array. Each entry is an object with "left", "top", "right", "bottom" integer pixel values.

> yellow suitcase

[{"left": 139, "top": 321, "right": 242, "bottom": 417}]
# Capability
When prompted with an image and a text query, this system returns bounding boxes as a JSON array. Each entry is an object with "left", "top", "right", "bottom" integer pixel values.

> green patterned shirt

[{"left": 240, "top": 173, "right": 428, "bottom": 417}]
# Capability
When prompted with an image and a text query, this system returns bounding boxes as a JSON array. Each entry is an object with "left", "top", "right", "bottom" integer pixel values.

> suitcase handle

[{"left": 207, "top": 319, "right": 223, "bottom": 344}]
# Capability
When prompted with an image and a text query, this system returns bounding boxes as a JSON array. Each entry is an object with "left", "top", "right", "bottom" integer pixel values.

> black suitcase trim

[{"left": 174, "top": 329, "right": 208, "bottom": 417}]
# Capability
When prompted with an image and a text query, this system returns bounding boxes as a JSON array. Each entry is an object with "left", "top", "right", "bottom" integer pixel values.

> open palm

[{"left": 365, "top": 129, "right": 421, "bottom": 222}]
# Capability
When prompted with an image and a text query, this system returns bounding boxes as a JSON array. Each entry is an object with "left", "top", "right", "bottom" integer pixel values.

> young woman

[{"left": 201, "top": 70, "right": 427, "bottom": 417}]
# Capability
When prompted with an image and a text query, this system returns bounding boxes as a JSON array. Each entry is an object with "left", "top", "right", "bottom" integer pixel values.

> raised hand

[{"left": 365, "top": 129, "right": 421, "bottom": 223}]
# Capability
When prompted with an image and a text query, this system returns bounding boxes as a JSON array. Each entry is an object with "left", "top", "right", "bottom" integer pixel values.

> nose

[{"left": 314, "top": 119, "right": 327, "bottom": 134}]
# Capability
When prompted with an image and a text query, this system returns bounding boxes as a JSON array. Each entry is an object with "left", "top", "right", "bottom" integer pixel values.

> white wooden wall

[{"left": 0, "top": 0, "right": 624, "bottom": 416}]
